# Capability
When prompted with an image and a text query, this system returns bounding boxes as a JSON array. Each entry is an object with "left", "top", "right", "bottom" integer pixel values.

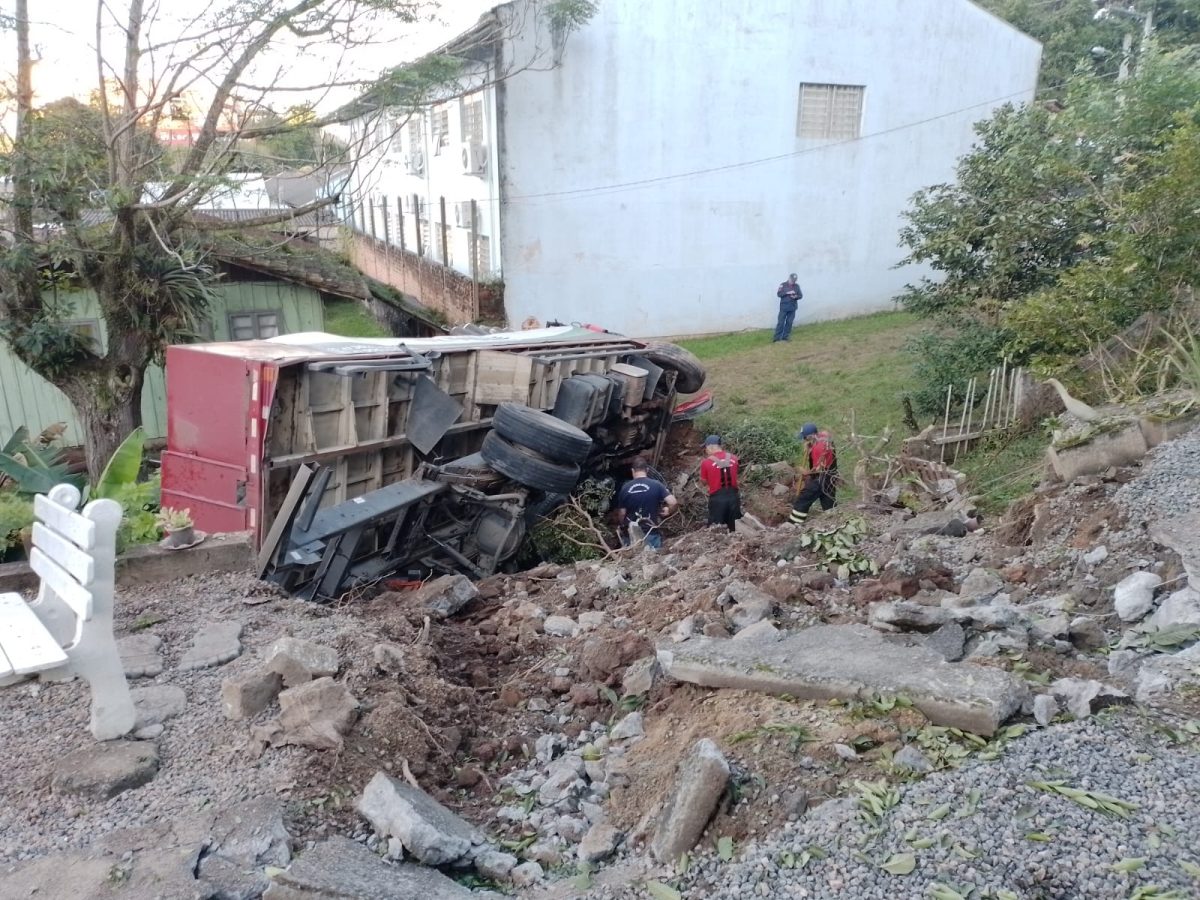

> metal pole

[
  {"left": 414, "top": 193, "right": 423, "bottom": 257},
  {"left": 439, "top": 195, "right": 449, "bottom": 266}
]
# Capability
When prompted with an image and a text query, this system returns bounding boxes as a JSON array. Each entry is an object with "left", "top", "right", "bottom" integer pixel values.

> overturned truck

[{"left": 160, "top": 325, "right": 708, "bottom": 600}]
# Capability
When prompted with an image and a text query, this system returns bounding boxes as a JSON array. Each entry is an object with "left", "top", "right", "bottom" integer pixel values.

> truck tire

[
  {"left": 641, "top": 342, "right": 706, "bottom": 394},
  {"left": 493, "top": 403, "right": 593, "bottom": 464},
  {"left": 481, "top": 431, "right": 581, "bottom": 494}
]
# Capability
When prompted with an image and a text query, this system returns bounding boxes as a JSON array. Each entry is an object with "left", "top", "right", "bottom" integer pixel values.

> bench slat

[
  {"left": 33, "top": 494, "right": 96, "bottom": 551},
  {"left": 31, "top": 523, "right": 95, "bottom": 586},
  {"left": 29, "top": 549, "right": 94, "bottom": 621},
  {"left": 0, "top": 592, "right": 69, "bottom": 675}
]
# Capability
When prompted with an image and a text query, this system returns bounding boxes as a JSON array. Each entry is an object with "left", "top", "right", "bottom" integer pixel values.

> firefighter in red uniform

[
  {"left": 790, "top": 423, "right": 838, "bottom": 524},
  {"left": 699, "top": 434, "right": 741, "bottom": 532}
]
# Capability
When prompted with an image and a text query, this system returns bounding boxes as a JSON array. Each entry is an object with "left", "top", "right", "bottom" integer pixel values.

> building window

[
  {"left": 66, "top": 319, "right": 102, "bottom": 353},
  {"left": 461, "top": 98, "right": 484, "bottom": 145},
  {"left": 228, "top": 310, "right": 282, "bottom": 340},
  {"left": 419, "top": 220, "right": 432, "bottom": 256},
  {"left": 407, "top": 116, "right": 422, "bottom": 151},
  {"left": 431, "top": 107, "right": 450, "bottom": 150},
  {"left": 796, "top": 83, "right": 865, "bottom": 140}
]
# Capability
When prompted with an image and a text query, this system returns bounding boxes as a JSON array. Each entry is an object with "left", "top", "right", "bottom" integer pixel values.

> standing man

[
  {"left": 699, "top": 435, "right": 741, "bottom": 532},
  {"left": 790, "top": 423, "right": 838, "bottom": 523},
  {"left": 615, "top": 457, "right": 677, "bottom": 550},
  {"left": 773, "top": 273, "right": 803, "bottom": 342}
]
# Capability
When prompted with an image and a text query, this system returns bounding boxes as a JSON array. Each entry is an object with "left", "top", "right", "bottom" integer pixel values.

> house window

[
  {"left": 228, "top": 311, "right": 282, "bottom": 340},
  {"left": 461, "top": 98, "right": 484, "bottom": 145},
  {"left": 407, "top": 116, "right": 422, "bottom": 151},
  {"left": 66, "top": 319, "right": 102, "bottom": 353},
  {"left": 419, "top": 220, "right": 432, "bottom": 257},
  {"left": 431, "top": 108, "right": 450, "bottom": 150},
  {"left": 796, "top": 83, "right": 865, "bottom": 140}
]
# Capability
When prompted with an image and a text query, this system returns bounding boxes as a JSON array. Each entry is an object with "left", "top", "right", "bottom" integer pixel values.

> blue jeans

[
  {"left": 773, "top": 304, "right": 796, "bottom": 341},
  {"left": 621, "top": 528, "right": 662, "bottom": 550}
]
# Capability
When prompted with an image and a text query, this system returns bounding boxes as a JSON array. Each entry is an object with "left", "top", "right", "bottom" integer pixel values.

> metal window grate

[
  {"left": 797, "top": 83, "right": 864, "bottom": 140},
  {"left": 461, "top": 98, "right": 484, "bottom": 145},
  {"left": 229, "top": 311, "right": 281, "bottom": 341}
]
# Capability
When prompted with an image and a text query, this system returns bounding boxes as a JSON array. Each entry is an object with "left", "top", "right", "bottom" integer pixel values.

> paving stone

[
  {"left": 179, "top": 620, "right": 244, "bottom": 670},
  {"left": 660, "top": 624, "right": 1029, "bottom": 736},
  {"left": 262, "top": 836, "right": 479, "bottom": 899},
  {"left": 118, "top": 633, "right": 163, "bottom": 678},
  {"left": 356, "top": 772, "right": 483, "bottom": 865},
  {"left": 650, "top": 739, "right": 730, "bottom": 863},
  {"left": 130, "top": 684, "right": 187, "bottom": 729},
  {"left": 51, "top": 741, "right": 159, "bottom": 800}
]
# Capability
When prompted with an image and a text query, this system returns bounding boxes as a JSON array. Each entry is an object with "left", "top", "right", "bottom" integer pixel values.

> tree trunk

[{"left": 59, "top": 359, "right": 146, "bottom": 484}]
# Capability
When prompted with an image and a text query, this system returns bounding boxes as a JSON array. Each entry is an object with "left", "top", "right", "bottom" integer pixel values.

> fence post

[
  {"left": 439, "top": 195, "right": 449, "bottom": 268},
  {"left": 414, "top": 193, "right": 423, "bottom": 257},
  {"left": 469, "top": 199, "right": 480, "bottom": 320}
]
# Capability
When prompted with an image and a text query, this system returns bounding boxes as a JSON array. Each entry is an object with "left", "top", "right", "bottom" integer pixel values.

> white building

[{"left": 346, "top": 0, "right": 1041, "bottom": 336}]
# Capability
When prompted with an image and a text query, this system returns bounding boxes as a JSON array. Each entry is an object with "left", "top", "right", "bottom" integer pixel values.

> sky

[{"left": 0, "top": 0, "right": 497, "bottom": 117}]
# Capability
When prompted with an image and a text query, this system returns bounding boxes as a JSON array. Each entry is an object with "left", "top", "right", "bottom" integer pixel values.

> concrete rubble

[
  {"left": 650, "top": 739, "right": 730, "bottom": 863},
  {"left": 255, "top": 677, "right": 359, "bottom": 751},
  {"left": 356, "top": 772, "right": 484, "bottom": 865},
  {"left": 661, "top": 624, "right": 1029, "bottom": 735},
  {"left": 410, "top": 574, "right": 480, "bottom": 620},
  {"left": 266, "top": 636, "right": 340, "bottom": 687}
]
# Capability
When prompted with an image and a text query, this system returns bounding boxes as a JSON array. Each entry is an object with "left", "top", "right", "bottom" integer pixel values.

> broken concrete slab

[
  {"left": 1146, "top": 587, "right": 1200, "bottom": 630},
  {"left": 118, "top": 633, "right": 164, "bottom": 678},
  {"left": 1114, "top": 571, "right": 1163, "bottom": 622},
  {"left": 1048, "top": 421, "right": 1149, "bottom": 483},
  {"left": 958, "top": 568, "right": 1004, "bottom": 604},
  {"left": 731, "top": 619, "right": 781, "bottom": 643},
  {"left": 1135, "top": 643, "right": 1200, "bottom": 702},
  {"left": 650, "top": 739, "right": 730, "bottom": 863},
  {"left": 868, "top": 600, "right": 951, "bottom": 633},
  {"left": 1151, "top": 513, "right": 1200, "bottom": 588},
  {"left": 1049, "top": 677, "right": 1131, "bottom": 720},
  {"left": 270, "top": 677, "right": 359, "bottom": 751},
  {"left": 578, "top": 822, "right": 622, "bottom": 863},
  {"left": 197, "top": 796, "right": 291, "bottom": 899},
  {"left": 356, "top": 772, "right": 483, "bottom": 865},
  {"left": 221, "top": 670, "right": 284, "bottom": 719},
  {"left": 130, "top": 684, "right": 187, "bottom": 729},
  {"left": 261, "top": 836, "right": 481, "bottom": 899},
  {"left": 179, "top": 620, "right": 244, "bottom": 671},
  {"left": 266, "top": 637, "right": 340, "bottom": 687},
  {"left": 621, "top": 656, "right": 661, "bottom": 695},
  {"left": 922, "top": 622, "right": 966, "bottom": 661},
  {"left": 659, "top": 624, "right": 1028, "bottom": 736},
  {"left": 412, "top": 574, "right": 480, "bottom": 620},
  {"left": 721, "top": 581, "right": 774, "bottom": 630},
  {"left": 51, "top": 740, "right": 159, "bottom": 800}
]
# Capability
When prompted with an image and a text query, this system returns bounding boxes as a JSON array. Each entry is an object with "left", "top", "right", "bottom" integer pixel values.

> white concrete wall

[{"left": 496, "top": 0, "right": 1041, "bottom": 337}]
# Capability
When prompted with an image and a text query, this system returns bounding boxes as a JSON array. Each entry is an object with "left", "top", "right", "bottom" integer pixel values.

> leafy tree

[
  {"left": 897, "top": 50, "right": 1200, "bottom": 408},
  {"left": 1, "top": 0, "right": 596, "bottom": 478}
]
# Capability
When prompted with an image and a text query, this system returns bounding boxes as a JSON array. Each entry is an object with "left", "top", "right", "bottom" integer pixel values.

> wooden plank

[
  {"left": 474, "top": 351, "right": 534, "bottom": 405},
  {"left": 0, "top": 592, "right": 68, "bottom": 675},
  {"left": 33, "top": 494, "right": 96, "bottom": 550},
  {"left": 29, "top": 549, "right": 94, "bottom": 620},
  {"left": 31, "top": 523, "right": 95, "bottom": 586}
]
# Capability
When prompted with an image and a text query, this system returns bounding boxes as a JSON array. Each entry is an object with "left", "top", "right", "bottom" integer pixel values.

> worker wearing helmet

[{"left": 790, "top": 423, "right": 838, "bottom": 524}]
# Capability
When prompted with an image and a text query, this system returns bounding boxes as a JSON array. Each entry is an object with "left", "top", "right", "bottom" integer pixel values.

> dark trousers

[
  {"left": 707, "top": 487, "right": 742, "bottom": 532},
  {"left": 773, "top": 304, "right": 797, "bottom": 342},
  {"left": 790, "top": 473, "right": 837, "bottom": 522}
]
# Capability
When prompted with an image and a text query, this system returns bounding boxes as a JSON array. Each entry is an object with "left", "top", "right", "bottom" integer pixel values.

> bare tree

[{"left": 0, "top": 0, "right": 594, "bottom": 478}]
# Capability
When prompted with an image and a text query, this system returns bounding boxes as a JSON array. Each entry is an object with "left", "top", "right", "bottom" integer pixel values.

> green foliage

[
  {"left": 898, "top": 51, "right": 1200, "bottom": 400},
  {"left": 0, "top": 427, "right": 84, "bottom": 495},
  {"left": 155, "top": 506, "right": 193, "bottom": 531},
  {"left": 110, "top": 476, "right": 163, "bottom": 551},
  {"left": 323, "top": 298, "right": 391, "bottom": 337},
  {"left": 793, "top": 517, "right": 878, "bottom": 580},
  {"left": 0, "top": 492, "right": 35, "bottom": 550},
  {"left": 527, "top": 478, "right": 613, "bottom": 565},
  {"left": 92, "top": 427, "right": 147, "bottom": 500},
  {"left": 1164, "top": 321, "right": 1200, "bottom": 398},
  {"left": 544, "top": 0, "right": 598, "bottom": 33},
  {"left": 695, "top": 416, "right": 800, "bottom": 464}
]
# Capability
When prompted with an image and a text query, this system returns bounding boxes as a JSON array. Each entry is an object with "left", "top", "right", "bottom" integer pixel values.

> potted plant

[{"left": 156, "top": 507, "right": 196, "bottom": 550}]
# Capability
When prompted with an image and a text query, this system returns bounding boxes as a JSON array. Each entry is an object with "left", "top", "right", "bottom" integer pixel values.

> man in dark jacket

[
  {"left": 615, "top": 457, "right": 677, "bottom": 549},
  {"left": 773, "top": 273, "right": 802, "bottom": 342}
]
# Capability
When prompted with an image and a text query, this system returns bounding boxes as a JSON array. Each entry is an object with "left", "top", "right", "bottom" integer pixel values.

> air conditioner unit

[
  {"left": 460, "top": 142, "right": 488, "bottom": 176},
  {"left": 405, "top": 149, "right": 425, "bottom": 176}
]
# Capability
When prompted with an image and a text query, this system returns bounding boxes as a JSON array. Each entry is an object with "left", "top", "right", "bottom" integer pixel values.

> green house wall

[{"left": 0, "top": 281, "right": 325, "bottom": 445}]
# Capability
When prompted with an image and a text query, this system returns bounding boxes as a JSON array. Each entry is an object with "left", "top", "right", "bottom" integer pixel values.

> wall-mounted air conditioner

[
  {"left": 405, "top": 149, "right": 425, "bottom": 176},
  {"left": 460, "top": 142, "right": 488, "bottom": 176}
]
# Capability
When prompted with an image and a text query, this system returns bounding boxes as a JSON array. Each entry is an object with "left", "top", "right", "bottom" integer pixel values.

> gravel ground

[
  {"left": 610, "top": 714, "right": 1200, "bottom": 900},
  {"left": 1115, "top": 422, "right": 1200, "bottom": 523},
  {"left": 0, "top": 572, "right": 363, "bottom": 865}
]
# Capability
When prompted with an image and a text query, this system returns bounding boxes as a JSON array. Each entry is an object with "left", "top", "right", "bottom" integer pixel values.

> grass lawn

[
  {"left": 323, "top": 298, "right": 392, "bottom": 337},
  {"left": 679, "top": 311, "right": 1044, "bottom": 512}
]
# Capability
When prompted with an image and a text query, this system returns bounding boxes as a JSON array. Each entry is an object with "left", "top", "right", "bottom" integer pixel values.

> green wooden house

[{"left": 0, "top": 241, "right": 441, "bottom": 446}]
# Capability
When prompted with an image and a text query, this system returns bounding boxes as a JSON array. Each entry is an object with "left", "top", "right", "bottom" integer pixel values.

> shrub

[
  {"left": 904, "top": 324, "right": 1012, "bottom": 414},
  {"left": 696, "top": 416, "right": 801, "bottom": 464}
]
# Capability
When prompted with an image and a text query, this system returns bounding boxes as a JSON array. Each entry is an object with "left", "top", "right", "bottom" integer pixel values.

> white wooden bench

[{"left": 0, "top": 483, "right": 135, "bottom": 740}]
